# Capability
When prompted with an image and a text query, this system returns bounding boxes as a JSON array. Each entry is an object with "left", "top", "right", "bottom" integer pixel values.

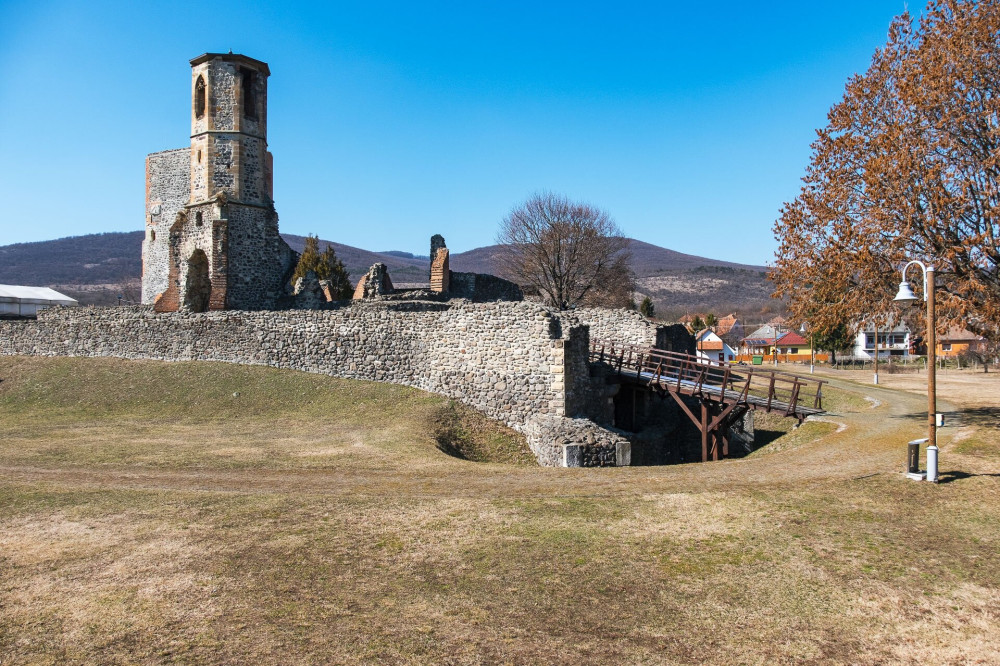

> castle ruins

[
  {"left": 1, "top": 53, "right": 764, "bottom": 467},
  {"left": 143, "top": 53, "right": 296, "bottom": 312}
]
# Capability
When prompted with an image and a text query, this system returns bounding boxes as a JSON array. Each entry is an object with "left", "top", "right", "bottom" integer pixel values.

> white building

[
  {"left": 0, "top": 285, "right": 78, "bottom": 318},
  {"left": 695, "top": 329, "right": 737, "bottom": 364},
  {"left": 850, "top": 322, "right": 912, "bottom": 360}
]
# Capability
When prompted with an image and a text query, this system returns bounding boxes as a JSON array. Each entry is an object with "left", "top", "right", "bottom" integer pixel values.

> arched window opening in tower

[
  {"left": 194, "top": 76, "right": 206, "bottom": 119},
  {"left": 241, "top": 68, "right": 256, "bottom": 120}
]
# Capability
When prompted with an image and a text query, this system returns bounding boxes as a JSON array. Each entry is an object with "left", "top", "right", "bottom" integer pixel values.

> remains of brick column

[
  {"left": 429, "top": 234, "right": 446, "bottom": 281},
  {"left": 430, "top": 247, "right": 450, "bottom": 293}
]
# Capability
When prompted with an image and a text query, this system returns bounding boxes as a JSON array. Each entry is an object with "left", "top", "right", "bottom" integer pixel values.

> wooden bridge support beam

[{"left": 666, "top": 391, "right": 744, "bottom": 463}]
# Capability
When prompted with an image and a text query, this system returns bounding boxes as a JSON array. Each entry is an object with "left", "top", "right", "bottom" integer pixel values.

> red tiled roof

[
  {"left": 715, "top": 314, "right": 739, "bottom": 335},
  {"left": 777, "top": 331, "right": 807, "bottom": 345},
  {"left": 938, "top": 327, "right": 985, "bottom": 342}
]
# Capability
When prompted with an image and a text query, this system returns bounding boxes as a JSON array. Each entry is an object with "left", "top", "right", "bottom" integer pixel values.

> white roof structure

[
  {"left": 0, "top": 284, "right": 78, "bottom": 316},
  {"left": 0, "top": 284, "right": 78, "bottom": 305}
]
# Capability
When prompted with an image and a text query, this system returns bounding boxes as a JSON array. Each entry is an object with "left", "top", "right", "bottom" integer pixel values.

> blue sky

[{"left": 0, "top": 1, "right": 907, "bottom": 264}]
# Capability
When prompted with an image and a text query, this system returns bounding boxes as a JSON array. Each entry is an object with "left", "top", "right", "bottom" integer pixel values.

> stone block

[{"left": 616, "top": 441, "right": 631, "bottom": 467}]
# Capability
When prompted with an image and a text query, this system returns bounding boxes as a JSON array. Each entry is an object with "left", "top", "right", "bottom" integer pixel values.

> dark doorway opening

[{"left": 184, "top": 249, "right": 211, "bottom": 312}]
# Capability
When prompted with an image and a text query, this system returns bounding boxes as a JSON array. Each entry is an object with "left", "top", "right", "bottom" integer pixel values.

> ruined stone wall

[
  {"left": 571, "top": 307, "right": 660, "bottom": 348},
  {"left": 0, "top": 302, "right": 696, "bottom": 467},
  {"left": 448, "top": 272, "right": 524, "bottom": 302},
  {"left": 143, "top": 148, "right": 190, "bottom": 304},
  {"left": 224, "top": 206, "right": 296, "bottom": 309},
  {"left": 0, "top": 301, "right": 572, "bottom": 429}
]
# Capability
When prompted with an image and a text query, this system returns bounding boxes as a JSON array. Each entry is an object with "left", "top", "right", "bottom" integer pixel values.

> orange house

[{"left": 936, "top": 327, "right": 987, "bottom": 357}]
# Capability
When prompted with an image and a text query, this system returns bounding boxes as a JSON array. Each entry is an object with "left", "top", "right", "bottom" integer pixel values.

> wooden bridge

[{"left": 590, "top": 339, "right": 826, "bottom": 462}]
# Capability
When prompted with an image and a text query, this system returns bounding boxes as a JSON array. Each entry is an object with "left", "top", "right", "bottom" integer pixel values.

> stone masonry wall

[
  {"left": 224, "top": 205, "right": 296, "bottom": 310},
  {"left": 571, "top": 307, "right": 660, "bottom": 348},
  {"left": 1, "top": 303, "right": 681, "bottom": 467},
  {"left": 0, "top": 301, "right": 571, "bottom": 429},
  {"left": 143, "top": 148, "right": 191, "bottom": 304}
]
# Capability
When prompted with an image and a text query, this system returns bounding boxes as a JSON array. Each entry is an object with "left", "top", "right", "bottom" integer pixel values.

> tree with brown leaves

[
  {"left": 495, "top": 193, "right": 634, "bottom": 310},
  {"left": 771, "top": 0, "right": 1000, "bottom": 344}
]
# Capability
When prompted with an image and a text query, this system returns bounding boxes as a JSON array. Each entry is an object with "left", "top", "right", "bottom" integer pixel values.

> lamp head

[{"left": 893, "top": 281, "right": 918, "bottom": 306}]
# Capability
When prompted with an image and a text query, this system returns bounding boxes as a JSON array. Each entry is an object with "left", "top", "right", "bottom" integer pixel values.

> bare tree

[{"left": 495, "top": 193, "right": 633, "bottom": 309}]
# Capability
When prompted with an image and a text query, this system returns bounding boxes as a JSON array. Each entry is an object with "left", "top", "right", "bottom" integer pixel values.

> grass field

[{"left": 2, "top": 356, "right": 999, "bottom": 664}]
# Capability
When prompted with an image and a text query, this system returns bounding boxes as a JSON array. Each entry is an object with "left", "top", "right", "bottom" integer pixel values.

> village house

[
  {"left": 695, "top": 328, "right": 737, "bottom": 363},
  {"left": 775, "top": 330, "right": 810, "bottom": 356},
  {"left": 714, "top": 313, "right": 744, "bottom": 347},
  {"left": 739, "top": 323, "right": 782, "bottom": 356},
  {"left": 936, "top": 327, "right": 988, "bottom": 358},
  {"left": 849, "top": 322, "right": 912, "bottom": 360}
]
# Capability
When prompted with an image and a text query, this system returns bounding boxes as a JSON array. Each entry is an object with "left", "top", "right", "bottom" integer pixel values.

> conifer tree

[
  {"left": 291, "top": 235, "right": 353, "bottom": 299},
  {"left": 639, "top": 297, "right": 655, "bottom": 318}
]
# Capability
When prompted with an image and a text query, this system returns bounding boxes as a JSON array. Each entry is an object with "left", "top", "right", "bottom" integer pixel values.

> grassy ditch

[{"left": 2, "top": 355, "right": 999, "bottom": 663}]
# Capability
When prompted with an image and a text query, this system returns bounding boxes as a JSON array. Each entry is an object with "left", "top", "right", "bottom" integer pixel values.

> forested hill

[{"left": 0, "top": 231, "right": 778, "bottom": 318}]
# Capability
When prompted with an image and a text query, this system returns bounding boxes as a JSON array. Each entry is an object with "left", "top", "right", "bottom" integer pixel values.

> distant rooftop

[{"left": 0, "top": 284, "right": 78, "bottom": 305}]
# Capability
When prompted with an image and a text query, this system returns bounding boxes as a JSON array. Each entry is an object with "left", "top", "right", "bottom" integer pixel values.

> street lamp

[{"left": 893, "top": 260, "right": 938, "bottom": 483}]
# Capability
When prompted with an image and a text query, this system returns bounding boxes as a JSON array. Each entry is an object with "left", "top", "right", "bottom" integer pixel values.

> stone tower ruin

[{"left": 142, "top": 53, "right": 295, "bottom": 311}]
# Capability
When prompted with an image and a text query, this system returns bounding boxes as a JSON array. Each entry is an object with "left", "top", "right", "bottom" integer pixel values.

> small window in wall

[
  {"left": 942, "top": 342, "right": 952, "bottom": 351},
  {"left": 197, "top": 150, "right": 202, "bottom": 163},
  {"left": 241, "top": 68, "right": 257, "bottom": 120},
  {"left": 149, "top": 230, "right": 156, "bottom": 241},
  {"left": 195, "top": 75, "right": 206, "bottom": 119},
  {"left": 196, "top": 211, "right": 203, "bottom": 227}
]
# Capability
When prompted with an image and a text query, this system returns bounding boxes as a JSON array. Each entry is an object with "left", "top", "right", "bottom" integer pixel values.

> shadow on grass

[
  {"left": 752, "top": 429, "right": 789, "bottom": 449},
  {"left": 937, "top": 470, "right": 1000, "bottom": 484},
  {"left": 893, "top": 406, "right": 1000, "bottom": 429}
]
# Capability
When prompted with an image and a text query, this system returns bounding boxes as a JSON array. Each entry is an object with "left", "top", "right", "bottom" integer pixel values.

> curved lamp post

[{"left": 893, "top": 260, "right": 938, "bottom": 482}]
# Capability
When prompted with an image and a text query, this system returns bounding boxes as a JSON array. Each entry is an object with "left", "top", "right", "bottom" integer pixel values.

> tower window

[
  {"left": 241, "top": 68, "right": 257, "bottom": 120},
  {"left": 195, "top": 76, "right": 206, "bottom": 119},
  {"left": 196, "top": 211, "right": 203, "bottom": 227}
]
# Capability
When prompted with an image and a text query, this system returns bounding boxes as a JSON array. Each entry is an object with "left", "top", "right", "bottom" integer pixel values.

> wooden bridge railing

[{"left": 590, "top": 339, "right": 825, "bottom": 418}]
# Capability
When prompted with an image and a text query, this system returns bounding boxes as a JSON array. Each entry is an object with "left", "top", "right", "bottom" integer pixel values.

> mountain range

[{"left": 0, "top": 231, "right": 780, "bottom": 319}]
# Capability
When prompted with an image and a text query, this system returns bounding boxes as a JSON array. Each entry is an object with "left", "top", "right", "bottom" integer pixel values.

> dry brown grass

[{"left": 2, "top": 356, "right": 1000, "bottom": 664}]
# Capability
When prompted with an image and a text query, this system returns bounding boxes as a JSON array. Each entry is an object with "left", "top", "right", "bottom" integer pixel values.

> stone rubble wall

[
  {"left": 0, "top": 302, "right": 679, "bottom": 467},
  {"left": 0, "top": 302, "right": 567, "bottom": 430},
  {"left": 224, "top": 206, "right": 297, "bottom": 309},
  {"left": 571, "top": 307, "right": 660, "bottom": 348},
  {"left": 143, "top": 148, "right": 191, "bottom": 304},
  {"left": 524, "top": 415, "right": 631, "bottom": 467},
  {"left": 448, "top": 272, "right": 524, "bottom": 302}
]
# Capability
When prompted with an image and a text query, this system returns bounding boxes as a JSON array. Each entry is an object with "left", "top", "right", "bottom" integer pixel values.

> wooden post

[
  {"left": 701, "top": 401, "right": 709, "bottom": 462},
  {"left": 874, "top": 325, "right": 879, "bottom": 384}
]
